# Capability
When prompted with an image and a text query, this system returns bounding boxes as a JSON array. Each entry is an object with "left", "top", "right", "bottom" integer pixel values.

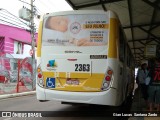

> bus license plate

[{"left": 66, "top": 79, "right": 79, "bottom": 85}]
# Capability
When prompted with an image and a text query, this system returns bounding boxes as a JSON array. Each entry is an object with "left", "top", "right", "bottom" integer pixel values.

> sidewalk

[
  {"left": 0, "top": 81, "right": 34, "bottom": 94},
  {"left": 0, "top": 91, "right": 36, "bottom": 99},
  {"left": 0, "top": 79, "right": 35, "bottom": 99},
  {"left": 129, "top": 84, "right": 160, "bottom": 120}
]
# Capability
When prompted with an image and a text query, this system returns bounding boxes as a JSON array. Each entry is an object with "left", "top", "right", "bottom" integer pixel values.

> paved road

[{"left": 0, "top": 95, "right": 129, "bottom": 120}]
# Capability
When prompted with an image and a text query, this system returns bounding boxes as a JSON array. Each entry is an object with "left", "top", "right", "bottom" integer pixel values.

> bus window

[
  {"left": 127, "top": 46, "right": 131, "bottom": 67},
  {"left": 119, "top": 28, "right": 125, "bottom": 62}
]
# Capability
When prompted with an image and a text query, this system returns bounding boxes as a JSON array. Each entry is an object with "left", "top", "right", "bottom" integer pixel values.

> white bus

[{"left": 36, "top": 10, "right": 135, "bottom": 106}]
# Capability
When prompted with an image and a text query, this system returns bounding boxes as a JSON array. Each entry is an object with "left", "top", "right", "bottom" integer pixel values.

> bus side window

[
  {"left": 127, "top": 46, "right": 131, "bottom": 67},
  {"left": 119, "top": 28, "right": 125, "bottom": 62}
]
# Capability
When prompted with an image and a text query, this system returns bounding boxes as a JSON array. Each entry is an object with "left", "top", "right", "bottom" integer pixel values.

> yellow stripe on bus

[
  {"left": 108, "top": 18, "right": 118, "bottom": 58},
  {"left": 42, "top": 72, "right": 103, "bottom": 79},
  {"left": 70, "top": 72, "right": 91, "bottom": 78},
  {"left": 42, "top": 72, "right": 105, "bottom": 92},
  {"left": 37, "top": 21, "right": 43, "bottom": 57}
]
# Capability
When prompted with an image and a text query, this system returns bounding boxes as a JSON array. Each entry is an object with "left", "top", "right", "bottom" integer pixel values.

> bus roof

[{"left": 43, "top": 10, "right": 118, "bottom": 19}]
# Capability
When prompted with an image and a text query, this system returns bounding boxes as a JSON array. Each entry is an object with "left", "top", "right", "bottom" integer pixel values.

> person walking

[{"left": 138, "top": 63, "right": 149, "bottom": 107}]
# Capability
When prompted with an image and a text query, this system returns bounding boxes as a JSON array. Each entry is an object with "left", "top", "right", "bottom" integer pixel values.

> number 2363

[{"left": 75, "top": 64, "right": 90, "bottom": 72}]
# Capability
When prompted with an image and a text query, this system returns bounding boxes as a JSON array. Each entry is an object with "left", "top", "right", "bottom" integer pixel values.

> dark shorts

[
  {"left": 140, "top": 84, "right": 148, "bottom": 100},
  {"left": 148, "top": 86, "right": 160, "bottom": 104}
]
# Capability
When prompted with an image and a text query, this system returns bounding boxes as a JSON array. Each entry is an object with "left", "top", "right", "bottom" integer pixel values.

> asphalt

[{"left": 0, "top": 83, "right": 160, "bottom": 120}]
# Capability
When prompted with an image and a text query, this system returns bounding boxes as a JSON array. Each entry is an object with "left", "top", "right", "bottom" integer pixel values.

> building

[{"left": 0, "top": 23, "right": 37, "bottom": 72}]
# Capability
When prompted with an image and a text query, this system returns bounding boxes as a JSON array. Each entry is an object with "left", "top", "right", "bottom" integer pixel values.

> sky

[{"left": 0, "top": 0, "right": 73, "bottom": 28}]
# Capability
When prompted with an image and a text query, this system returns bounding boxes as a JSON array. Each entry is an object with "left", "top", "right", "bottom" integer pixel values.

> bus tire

[{"left": 121, "top": 85, "right": 133, "bottom": 112}]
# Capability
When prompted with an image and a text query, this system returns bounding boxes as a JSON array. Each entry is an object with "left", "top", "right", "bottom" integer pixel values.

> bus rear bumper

[{"left": 36, "top": 86, "right": 119, "bottom": 106}]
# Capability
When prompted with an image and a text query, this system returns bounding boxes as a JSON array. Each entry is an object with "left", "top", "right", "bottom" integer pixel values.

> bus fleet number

[{"left": 75, "top": 64, "right": 90, "bottom": 72}]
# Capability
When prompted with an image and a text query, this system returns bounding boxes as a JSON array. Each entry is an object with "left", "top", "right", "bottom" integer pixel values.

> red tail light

[
  {"left": 38, "top": 73, "right": 42, "bottom": 78},
  {"left": 105, "top": 76, "right": 111, "bottom": 81},
  {"left": 101, "top": 68, "right": 113, "bottom": 91}
]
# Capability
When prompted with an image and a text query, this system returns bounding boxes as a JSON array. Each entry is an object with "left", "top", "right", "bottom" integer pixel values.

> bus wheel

[{"left": 121, "top": 89, "right": 133, "bottom": 112}]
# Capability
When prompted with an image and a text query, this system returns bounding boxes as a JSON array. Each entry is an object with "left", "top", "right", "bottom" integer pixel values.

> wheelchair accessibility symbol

[{"left": 46, "top": 78, "right": 55, "bottom": 88}]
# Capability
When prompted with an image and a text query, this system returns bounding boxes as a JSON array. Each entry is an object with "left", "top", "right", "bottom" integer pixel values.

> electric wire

[
  {"left": 0, "top": 8, "right": 29, "bottom": 26},
  {"left": 38, "top": 0, "right": 53, "bottom": 12},
  {"left": 0, "top": 18, "right": 29, "bottom": 30},
  {"left": 0, "top": 16, "right": 28, "bottom": 29},
  {"left": 0, "top": 12, "right": 28, "bottom": 27}
]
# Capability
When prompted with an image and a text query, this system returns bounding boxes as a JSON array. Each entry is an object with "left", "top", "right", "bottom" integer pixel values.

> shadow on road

[{"left": 40, "top": 100, "right": 133, "bottom": 120}]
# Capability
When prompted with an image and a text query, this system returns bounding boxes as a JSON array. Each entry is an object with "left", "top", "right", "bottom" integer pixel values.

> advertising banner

[{"left": 42, "top": 14, "right": 109, "bottom": 47}]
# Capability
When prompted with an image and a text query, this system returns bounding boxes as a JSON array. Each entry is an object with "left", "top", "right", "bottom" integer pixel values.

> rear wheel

[{"left": 121, "top": 84, "right": 133, "bottom": 112}]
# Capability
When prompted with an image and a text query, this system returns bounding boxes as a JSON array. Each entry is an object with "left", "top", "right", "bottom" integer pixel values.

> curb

[{"left": 0, "top": 91, "right": 36, "bottom": 100}]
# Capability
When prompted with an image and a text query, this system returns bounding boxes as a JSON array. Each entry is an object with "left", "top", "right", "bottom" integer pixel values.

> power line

[
  {"left": 33, "top": 4, "right": 47, "bottom": 14},
  {"left": 18, "top": 0, "right": 42, "bottom": 13},
  {"left": 0, "top": 18, "right": 29, "bottom": 30},
  {"left": 38, "top": 0, "right": 53, "bottom": 12},
  {"left": 0, "top": 8, "right": 29, "bottom": 26},
  {"left": 0, "top": 1, "right": 39, "bottom": 31},
  {"left": 34, "top": 6, "right": 43, "bottom": 15},
  {"left": 0, "top": 14, "right": 27, "bottom": 28},
  {"left": 0, "top": 11, "right": 28, "bottom": 27},
  {"left": 18, "top": 0, "right": 34, "bottom": 7},
  {"left": 0, "top": 10, "right": 30, "bottom": 30}
]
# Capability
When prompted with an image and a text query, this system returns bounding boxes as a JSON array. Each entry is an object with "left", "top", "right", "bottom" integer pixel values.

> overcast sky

[
  {"left": 0, "top": 0, "right": 72, "bottom": 15},
  {"left": 0, "top": 0, "right": 72, "bottom": 28}
]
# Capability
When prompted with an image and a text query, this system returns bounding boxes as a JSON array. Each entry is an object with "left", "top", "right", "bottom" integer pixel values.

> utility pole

[
  {"left": 18, "top": 0, "right": 36, "bottom": 90},
  {"left": 30, "top": 0, "right": 35, "bottom": 90},
  {"left": 31, "top": 0, "right": 35, "bottom": 60}
]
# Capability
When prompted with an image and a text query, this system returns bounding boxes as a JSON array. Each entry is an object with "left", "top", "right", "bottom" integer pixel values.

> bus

[{"left": 36, "top": 10, "right": 135, "bottom": 106}]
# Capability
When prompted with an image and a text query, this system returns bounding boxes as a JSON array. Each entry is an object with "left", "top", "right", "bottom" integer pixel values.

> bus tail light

[
  {"left": 105, "top": 76, "right": 111, "bottom": 81},
  {"left": 37, "top": 68, "right": 41, "bottom": 73},
  {"left": 103, "top": 82, "right": 109, "bottom": 88},
  {"left": 101, "top": 68, "right": 113, "bottom": 91},
  {"left": 37, "top": 66, "right": 44, "bottom": 88},
  {"left": 107, "top": 70, "right": 113, "bottom": 75},
  {"left": 38, "top": 73, "right": 42, "bottom": 78}
]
